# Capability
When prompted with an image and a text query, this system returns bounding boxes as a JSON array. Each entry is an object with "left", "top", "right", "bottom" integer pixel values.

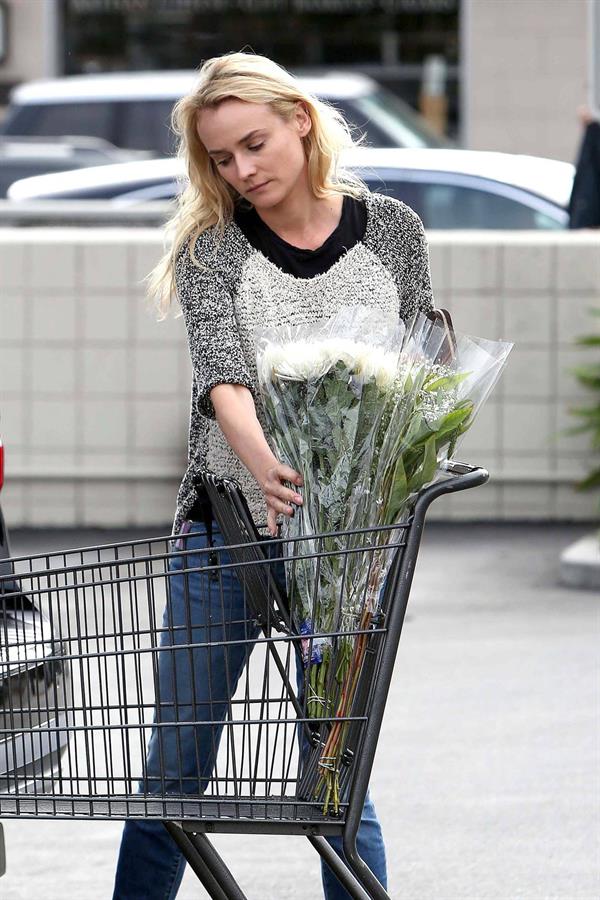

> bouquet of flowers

[{"left": 256, "top": 306, "right": 512, "bottom": 813}]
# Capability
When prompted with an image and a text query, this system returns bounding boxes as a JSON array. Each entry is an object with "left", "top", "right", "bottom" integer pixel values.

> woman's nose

[{"left": 237, "top": 154, "right": 258, "bottom": 180}]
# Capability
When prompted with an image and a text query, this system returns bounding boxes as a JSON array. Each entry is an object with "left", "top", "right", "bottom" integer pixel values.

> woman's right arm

[
  {"left": 210, "top": 384, "right": 303, "bottom": 536},
  {"left": 175, "top": 242, "right": 302, "bottom": 536}
]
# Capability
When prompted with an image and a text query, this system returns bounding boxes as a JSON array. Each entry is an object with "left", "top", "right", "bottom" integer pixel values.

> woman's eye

[{"left": 214, "top": 143, "right": 263, "bottom": 167}]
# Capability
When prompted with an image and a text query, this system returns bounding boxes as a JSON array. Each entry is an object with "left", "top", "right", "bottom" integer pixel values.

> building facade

[{"left": 462, "top": 0, "right": 589, "bottom": 163}]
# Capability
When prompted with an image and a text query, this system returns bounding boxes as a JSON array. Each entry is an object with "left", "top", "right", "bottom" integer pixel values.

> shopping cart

[{"left": 0, "top": 460, "right": 487, "bottom": 900}]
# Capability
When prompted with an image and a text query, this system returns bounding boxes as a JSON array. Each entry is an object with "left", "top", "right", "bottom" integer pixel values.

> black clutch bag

[{"left": 194, "top": 472, "right": 292, "bottom": 635}]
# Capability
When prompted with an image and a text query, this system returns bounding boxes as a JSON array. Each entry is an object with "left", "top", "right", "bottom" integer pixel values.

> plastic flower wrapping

[{"left": 256, "top": 305, "right": 513, "bottom": 812}]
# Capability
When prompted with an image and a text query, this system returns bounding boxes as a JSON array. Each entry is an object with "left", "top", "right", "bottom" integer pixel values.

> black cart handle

[{"left": 414, "top": 459, "right": 489, "bottom": 513}]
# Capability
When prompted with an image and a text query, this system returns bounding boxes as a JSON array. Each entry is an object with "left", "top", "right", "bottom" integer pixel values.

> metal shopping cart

[{"left": 0, "top": 460, "right": 487, "bottom": 900}]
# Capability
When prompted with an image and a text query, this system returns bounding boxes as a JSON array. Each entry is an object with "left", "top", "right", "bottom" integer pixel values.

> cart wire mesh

[{"left": 0, "top": 520, "right": 411, "bottom": 828}]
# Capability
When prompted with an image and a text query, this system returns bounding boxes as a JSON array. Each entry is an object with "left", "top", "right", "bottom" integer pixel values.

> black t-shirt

[{"left": 233, "top": 194, "right": 367, "bottom": 278}]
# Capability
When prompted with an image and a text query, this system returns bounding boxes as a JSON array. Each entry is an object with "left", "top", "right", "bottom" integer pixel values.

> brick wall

[{"left": 0, "top": 228, "right": 598, "bottom": 527}]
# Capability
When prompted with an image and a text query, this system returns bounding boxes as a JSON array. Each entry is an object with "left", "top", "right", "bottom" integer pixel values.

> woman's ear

[{"left": 295, "top": 102, "right": 312, "bottom": 138}]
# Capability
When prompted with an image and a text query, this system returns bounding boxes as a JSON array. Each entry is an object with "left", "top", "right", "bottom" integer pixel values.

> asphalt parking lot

[{"left": 1, "top": 521, "right": 598, "bottom": 900}]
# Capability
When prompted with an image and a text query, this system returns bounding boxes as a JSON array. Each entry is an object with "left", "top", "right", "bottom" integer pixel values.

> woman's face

[{"left": 196, "top": 98, "right": 311, "bottom": 209}]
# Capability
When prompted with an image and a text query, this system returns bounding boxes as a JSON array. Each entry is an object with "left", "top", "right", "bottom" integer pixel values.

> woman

[{"left": 113, "top": 51, "right": 434, "bottom": 899}]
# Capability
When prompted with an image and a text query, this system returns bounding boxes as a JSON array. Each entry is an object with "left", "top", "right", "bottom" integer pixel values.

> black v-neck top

[{"left": 233, "top": 194, "right": 368, "bottom": 278}]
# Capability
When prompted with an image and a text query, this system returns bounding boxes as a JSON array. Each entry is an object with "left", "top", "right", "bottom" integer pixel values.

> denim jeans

[{"left": 113, "top": 520, "right": 387, "bottom": 899}]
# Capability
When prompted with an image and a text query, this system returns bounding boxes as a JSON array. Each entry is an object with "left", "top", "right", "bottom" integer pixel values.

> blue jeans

[{"left": 113, "top": 520, "right": 387, "bottom": 899}]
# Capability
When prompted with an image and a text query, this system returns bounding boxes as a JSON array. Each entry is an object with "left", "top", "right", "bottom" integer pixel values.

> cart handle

[{"left": 414, "top": 459, "right": 489, "bottom": 512}]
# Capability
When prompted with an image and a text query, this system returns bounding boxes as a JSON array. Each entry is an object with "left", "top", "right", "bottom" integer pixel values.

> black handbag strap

[{"left": 426, "top": 307, "right": 457, "bottom": 365}]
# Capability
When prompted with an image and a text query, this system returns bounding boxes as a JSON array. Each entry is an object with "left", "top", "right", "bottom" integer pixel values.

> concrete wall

[
  {"left": 462, "top": 0, "right": 588, "bottom": 162},
  {"left": 429, "top": 229, "right": 599, "bottom": 522},
  {"left": 0, "top": 227, "right": 598, "bottom": 529}
]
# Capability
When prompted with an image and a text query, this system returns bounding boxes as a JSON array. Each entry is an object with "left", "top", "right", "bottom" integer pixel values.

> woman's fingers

[
  {"left": 273, "top": 484, "right": 302, "bottom": 506},
  {"left": 261, "top": 461, "right": 303, "bottom": 534},
  {"left": 264, "top": 466, "right": 303, "bottom": 506},
  {"left": 267, "top": 507, "right": 278, "bottom": 537},
  {"left": 277, "top": 463, "right": 303, "bottom": 486},
  {"left": 266, "top": 493, "right": 295, "bottom": 516}
]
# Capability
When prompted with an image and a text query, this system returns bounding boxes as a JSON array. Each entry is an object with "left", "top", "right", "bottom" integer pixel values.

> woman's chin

[
  {"left": 251, "top": 184, "right": 296, "bottom": 210},
  {"left": 252, "top": 193, "right": 280, "bottom": 211}
]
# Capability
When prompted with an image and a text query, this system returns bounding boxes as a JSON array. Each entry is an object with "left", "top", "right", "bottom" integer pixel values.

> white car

[
  {"left": 0, "top": 71, "right": 450, "bottom": 156},
  {"left": 0, "top": 135, "right": 148, "bottom": 198},
  {"left": 0, "top": 434, "right": 71, "bottom": 802},
  {"left": 7, "top": 147, "right": 574, "bottom": 230}
]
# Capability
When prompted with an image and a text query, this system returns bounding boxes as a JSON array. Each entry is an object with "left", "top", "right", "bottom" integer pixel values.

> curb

[{"left": 559, "top": 532, "right": 600, "bottom": 591}]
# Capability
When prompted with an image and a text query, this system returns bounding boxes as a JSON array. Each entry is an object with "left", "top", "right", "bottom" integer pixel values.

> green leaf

[
  {"left": 573, "top": 365, "right": 600, "bottom": 376},
  {"left": 407, "top": 433, "right": 438, "bottom": 495},
  {"left": 563, "top": 423, "right": 597, "bottom": 437},
  {"left": 430, "top": 403, "right": 474, "bottom": 442},
  {"left": 388, "top": 453, "right": 408, "bottom": 516},
  {"left": 575, "top": 469, "right": 600, "bottom": 492},
  {"left": 568, "top": 406, "right": 600, "bottom": 422},
  {"left": 423, "top": 370, "right": 471, "bottom": 393}
]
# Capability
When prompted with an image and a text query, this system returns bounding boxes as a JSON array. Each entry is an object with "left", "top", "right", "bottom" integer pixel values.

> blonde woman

[{"left": 113, "top": 51, "right": 434, "bottom": 899}]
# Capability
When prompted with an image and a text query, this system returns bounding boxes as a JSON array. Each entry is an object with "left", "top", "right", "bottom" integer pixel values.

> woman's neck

[{"left": 254, "top": 186, "right": 344, "bottom": 251}]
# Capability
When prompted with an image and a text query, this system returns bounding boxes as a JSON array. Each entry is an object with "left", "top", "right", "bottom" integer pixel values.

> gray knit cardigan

[{"left": 173, "top": 190, "right": 434, "bottom": 534}]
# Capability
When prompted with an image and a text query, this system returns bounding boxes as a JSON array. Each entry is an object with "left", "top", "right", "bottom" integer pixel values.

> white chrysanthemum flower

[
  {"left": 319, "top": 338, "right": 365, "bottom": 371},
  {"left": 260, "top": 340, "right": 329, "bottom": 381},
  {"left": 357, "top": 348, "right": 399, "bottom": 389},
  {"left": 278, "top": 340, "right": 332, "bottom": 379},
  {"left": 263, "top": 337, "right": 365, "bottom": 381},
  {"left": 261, "top": 336, "right": 400, "bottom": 387}
]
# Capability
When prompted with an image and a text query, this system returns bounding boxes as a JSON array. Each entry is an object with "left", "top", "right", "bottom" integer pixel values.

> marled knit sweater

[{"left": 173, "top": 190, "right": 434, "bottom": 534}]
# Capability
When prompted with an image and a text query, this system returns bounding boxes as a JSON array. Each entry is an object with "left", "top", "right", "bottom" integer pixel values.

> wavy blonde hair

[{"left": 148, "top": 51, "right": 365, "bottom": 317}]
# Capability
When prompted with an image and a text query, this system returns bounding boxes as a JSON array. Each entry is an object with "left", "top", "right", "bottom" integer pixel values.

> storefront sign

[{"left": 68, "top": 0, "right": 457, "bottom": 13}]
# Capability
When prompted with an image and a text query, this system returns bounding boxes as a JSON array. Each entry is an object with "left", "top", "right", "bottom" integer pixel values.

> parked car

[
  {"left": 0, "top": 434, "right": 71, "bottom": 802},
  {"left": 7, "top": 148, "right": 574, "bottom": 230},
  {"left": 0, "top": 136, "right": 151, "bottom": 198},
  {"left": 0, "top": 70, "right": 451, "bottom": 156}
]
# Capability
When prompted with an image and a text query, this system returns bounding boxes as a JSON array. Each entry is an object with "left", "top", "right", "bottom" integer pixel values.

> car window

[
  {"left": 330, "top": 99, "right": 396, "bottom": 148},
  {"left": 1, "top": 103, "right": 117, "bottom": 144},
  {"left": 118, "top": 101, "right": 178, "bottom": 155},
  {"left": 351, "top": 92, "right": 448, "bottom": 149},
  {"left": 364, "top": 177, "right": 563, "bottom": 229},
  {"left": 331, "top": 91, "right": 449, "bottom": 150}
]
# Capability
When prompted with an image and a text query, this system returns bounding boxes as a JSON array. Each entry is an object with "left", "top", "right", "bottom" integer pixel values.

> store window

[{"left": 61, "top": 0, "right": 460, "bottom": 137}]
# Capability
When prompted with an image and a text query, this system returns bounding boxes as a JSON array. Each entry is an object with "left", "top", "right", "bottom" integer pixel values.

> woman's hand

[{"left": 258, "top": 462, "right": 304, "bottom": 537}]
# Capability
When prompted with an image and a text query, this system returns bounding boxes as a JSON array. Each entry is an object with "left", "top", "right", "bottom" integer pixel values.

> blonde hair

[{"left": 148, "top": 51, "right": 365, "bottom": 317}]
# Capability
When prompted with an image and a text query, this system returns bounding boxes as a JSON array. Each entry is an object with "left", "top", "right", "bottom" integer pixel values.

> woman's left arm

[{"left": 400, "top": 210, "right": 435, "bottom": 319}]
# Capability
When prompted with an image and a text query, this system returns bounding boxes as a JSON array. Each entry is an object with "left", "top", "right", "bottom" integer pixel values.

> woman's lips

[{"left": 247, "top": 181, "right": 270, "bottom": 193}]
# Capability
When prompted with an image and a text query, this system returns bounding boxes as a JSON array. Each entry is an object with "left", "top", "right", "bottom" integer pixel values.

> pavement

[{"left": 0, "top": 521, "right": 598, "bottom": 900}]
